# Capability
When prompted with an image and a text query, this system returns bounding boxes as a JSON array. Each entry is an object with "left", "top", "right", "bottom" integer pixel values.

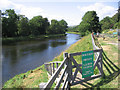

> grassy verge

[
  {"left": 2, "top": 34, "right": 66, "bottom": 45},
  {"left": 66, "top": 32, "right": 81, "bottom": 34},
  {"left": 3, "top": 34, "right": 93, "bottom": 88},
  {"left": 95, "top": 36, "right": 119, "bottom": 88}
]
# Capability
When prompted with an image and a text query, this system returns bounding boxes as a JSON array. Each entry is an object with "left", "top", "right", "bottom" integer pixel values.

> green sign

[{"left": 82, "top": 51, "right": 94, "bottom": 78}]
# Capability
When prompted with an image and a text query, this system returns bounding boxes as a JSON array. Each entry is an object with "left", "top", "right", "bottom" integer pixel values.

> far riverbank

[{"left": 2, "top": 34, "right": 66, "bottom": 45}]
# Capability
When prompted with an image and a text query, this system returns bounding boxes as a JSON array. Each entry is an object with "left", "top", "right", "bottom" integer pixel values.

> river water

[{"left": 2, "top": 33, "right": 80, "bottom": 85}]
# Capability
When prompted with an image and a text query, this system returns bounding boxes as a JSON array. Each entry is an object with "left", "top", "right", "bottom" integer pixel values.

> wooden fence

[{"left": 41, "top": 34, "right": 104, "bottom": 89}]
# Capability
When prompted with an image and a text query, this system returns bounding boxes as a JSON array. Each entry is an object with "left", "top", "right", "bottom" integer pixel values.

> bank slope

[{"left": 3, "top": 34, "right": 93, "bottom": 88}]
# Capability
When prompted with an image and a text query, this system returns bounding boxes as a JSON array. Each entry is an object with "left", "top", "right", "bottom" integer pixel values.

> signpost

[{"left": 82, "top": 51, "right": 94, "bottom": 78}]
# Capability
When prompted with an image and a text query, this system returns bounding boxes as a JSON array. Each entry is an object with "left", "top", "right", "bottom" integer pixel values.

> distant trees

[
  {"left": 67, "top": 25, "right": 79, "bottom": 32},
  {"left": 47, "top": 19, "right": 68, "bottom": 34},
  {"left": 100, "top": 11, "right": 120, "bottom": 30},
  {"left": 100, "top": 16, "right": 113, "bottom": 30},
  {"left": 17, "top": 15, "right": 30, "bottom": 36},
  {"left": 2, "top": 9, "right": 68, "bottom": 38},
  {"left": 2, "top": 9, "right": 18, "bottom": 37},
  {"left": 78, "top": 11, "right": 101, "bottom": 36},
  {"left": 29, "top": 16, "right": 49, "bottom": 35}
]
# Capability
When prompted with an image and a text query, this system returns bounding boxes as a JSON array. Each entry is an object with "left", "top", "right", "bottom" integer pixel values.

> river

[{"left": 2, "top": 33, "right": 80, "bottom": 85}]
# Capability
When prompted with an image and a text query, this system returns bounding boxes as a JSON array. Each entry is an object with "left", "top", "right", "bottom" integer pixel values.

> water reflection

[
  {"left": 50, "top": 40, "right": 67, "bottom": 47},
  {"left": 2, "top": 33, "right": 80, "bottom": 85}
]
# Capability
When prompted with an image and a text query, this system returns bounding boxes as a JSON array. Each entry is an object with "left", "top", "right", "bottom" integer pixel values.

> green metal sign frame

[{"left": 82, "top": 50, "right": 94, "bottom": 78}]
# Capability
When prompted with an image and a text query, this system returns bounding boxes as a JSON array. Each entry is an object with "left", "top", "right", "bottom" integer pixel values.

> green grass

[
  {"left": 66, "top": 32, "right": 81, "bottom": 34},
  {"left": 52, "top": 34, "right": 93, "bottom": 63},
  {"left": 3, "top": 65, "right": 48, "bottom": 88},
  {"left": 93, "top": 36, "right": 119, "bottom": 89}
]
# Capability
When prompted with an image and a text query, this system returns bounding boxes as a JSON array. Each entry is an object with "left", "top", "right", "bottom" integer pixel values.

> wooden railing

[
  {"left": 43, "top": 53, "right": 70, "bottom": 89},
  {"left": 44, "top": 61, "right": 62, "bottom": 76},
  {"left": 41, "top": 34, "right": 104, "bottom": 89}
]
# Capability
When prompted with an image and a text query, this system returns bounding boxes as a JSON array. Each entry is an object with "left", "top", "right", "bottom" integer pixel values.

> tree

[
  {"left": 78, "top": 21, "right": 91, "bottom": 36},
  {"left": 29, "top": 16, "right": 49, "bottom": 36},
  {"left": 47, "top": 19, "right": 68, "bottom": 34},
  {"left": 100, "top": 16, "right": 113, "bottom": 30},
  {"left": 78, "top": 11, "right": 101, "bottom": 36},
  {"left": 17, "top": 15, "right": 30, "bottom": 36},
  {"left": 2, "top": 9, "right": 18, "bottom": 37},
  {"left": 48, "top": 19, "right": 60, "bottom": 34},
  {"left": 59, "top": 19, "right": 68, "bottom": 34}
]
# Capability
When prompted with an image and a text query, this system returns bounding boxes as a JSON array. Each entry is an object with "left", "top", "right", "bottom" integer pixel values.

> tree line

[
  {"left": 2, "top": 9, "right": 68, "bottom": 37},
  {"left": 68, "top": 11, "right": 120, "bottom": 36}
]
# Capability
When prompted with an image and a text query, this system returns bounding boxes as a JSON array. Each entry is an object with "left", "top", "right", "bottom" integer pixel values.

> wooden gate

[
  {"left": 43, "top": 49, "right": 104, "bottom": 89},
  {"left": 69, "top": 49, "right": 104, "bottom": 86}
]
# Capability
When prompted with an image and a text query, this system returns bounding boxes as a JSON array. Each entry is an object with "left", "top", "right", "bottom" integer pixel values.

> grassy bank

[
  {"left": 95, "top": 36, "right": 119, "bottom": 88},
  {"left": 3, "top": 34, "right": 93, "bottom": 88},
  {"left": 2, "top": 34, "right": 66, "bottom": 45},
  {"left": 66, "top": 32, "right": 81, "bottom": 34}
]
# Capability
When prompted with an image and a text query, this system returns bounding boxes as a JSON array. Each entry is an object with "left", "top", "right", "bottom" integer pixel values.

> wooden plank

[
  {"left": 51, "top": 61, "right": 62, "bottom": 64},
  {"left": 50, "top": 63, "right": 52, "bottom": 76},
  {"left": 72, "top": 64, "right": 82, "bottom": 68},
  {"left": 55, "top": 65, "right": 68, "bottom": 89},
  {"left": 67, "top": 56, "right": 72, "bottom": 83},
  {"left": 76, "top": 77, "right": 94, "bottom": 87},
  {"left": 97, "top": 63, "right": 105, "bottom": 76},
  {"left": 43, "top": 58, "right": 67, "bottom": 89},
  {"left": 71, "top": 74, "right": 101, "bottom": 86},
  {"left": 61, "top": 73, "right": 68, "bottom": 89},
  {"left": 56, "top": 63, "right": 59, "bottom": 69},
  {"left": 65, "top": 81, "right": 69, "bottom": 89},
  {"left": 69, "top": 49, "right": 102, "bottom": 57},
  {"left": 70, "top": 57, "right": 82, "bottom": 74},
  {"left": 72, "top": 68, "right": 78, "bottom": 83},
  {"left": 94, "top": 53, "right": 101, "bottom": 70},
  {"left": 53, "top": 63, "right": 55, "bottom": 74}
]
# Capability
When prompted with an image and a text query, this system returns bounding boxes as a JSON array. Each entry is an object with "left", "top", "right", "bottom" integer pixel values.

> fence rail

[{"left": 41, "top": 34, "right": 104, "bottom": 89}]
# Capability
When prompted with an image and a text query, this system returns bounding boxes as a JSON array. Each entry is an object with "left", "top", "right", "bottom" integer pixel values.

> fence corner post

[
  {"left": 63, "top": 52, "right": 68, "bottom": 59},
  {"left": 64, "top": 52, "right": 72, "bottom": 89}
]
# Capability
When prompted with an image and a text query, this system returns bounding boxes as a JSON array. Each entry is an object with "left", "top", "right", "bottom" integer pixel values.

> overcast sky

[{"left": 0, "top": 0, "right": 119, "bottom": 26}]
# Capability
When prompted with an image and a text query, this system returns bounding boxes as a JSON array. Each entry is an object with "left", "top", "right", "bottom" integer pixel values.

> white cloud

[
  {"left": 0, "top": 0, "right": 44, "bottom": 19},
  {"left": 0, "top": 0, "right": 118, "bottom": 26},
  {"left": 77, "top": 3, "right": 117, "bottom": 21},
  {"left": 0, "top": 0, "right": 13, "bottom": 9}
]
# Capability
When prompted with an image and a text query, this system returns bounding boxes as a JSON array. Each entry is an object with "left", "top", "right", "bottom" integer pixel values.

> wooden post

[
  {"left": 64, "top": 52, "right": 72, "bottom": 89},
  {"left": 53, "top": 63, "right": 55, "bottom": 74},
  {"left": 56, "top": 62, "right": 58, "bottom": 69},
  {"left": 50, "top": 63, "right": 52, "bottom": 76},
  {"left": 63, "top": 52, "right": 68, "bottom": 76}
]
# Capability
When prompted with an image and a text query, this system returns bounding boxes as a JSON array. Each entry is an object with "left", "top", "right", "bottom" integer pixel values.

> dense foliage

[
  {"left": 2, "top": 9, "right": 68, "bottom": 37},
  {"left": 78, "top": 11, "right": 101, "bottom": 36},
  {"left": 100, "top": 11, "right": 120, "bottom": 30},
  {"left": 67, "top": 10, "right": 119, "bottom": 36},
  {"left": 67, "top": 25, "right": 79, "bottom": 32}
]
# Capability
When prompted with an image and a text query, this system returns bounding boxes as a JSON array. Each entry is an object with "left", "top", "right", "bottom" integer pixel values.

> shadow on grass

[{"left": 75, "top": 51, "right": 120, "bottom": 89}]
